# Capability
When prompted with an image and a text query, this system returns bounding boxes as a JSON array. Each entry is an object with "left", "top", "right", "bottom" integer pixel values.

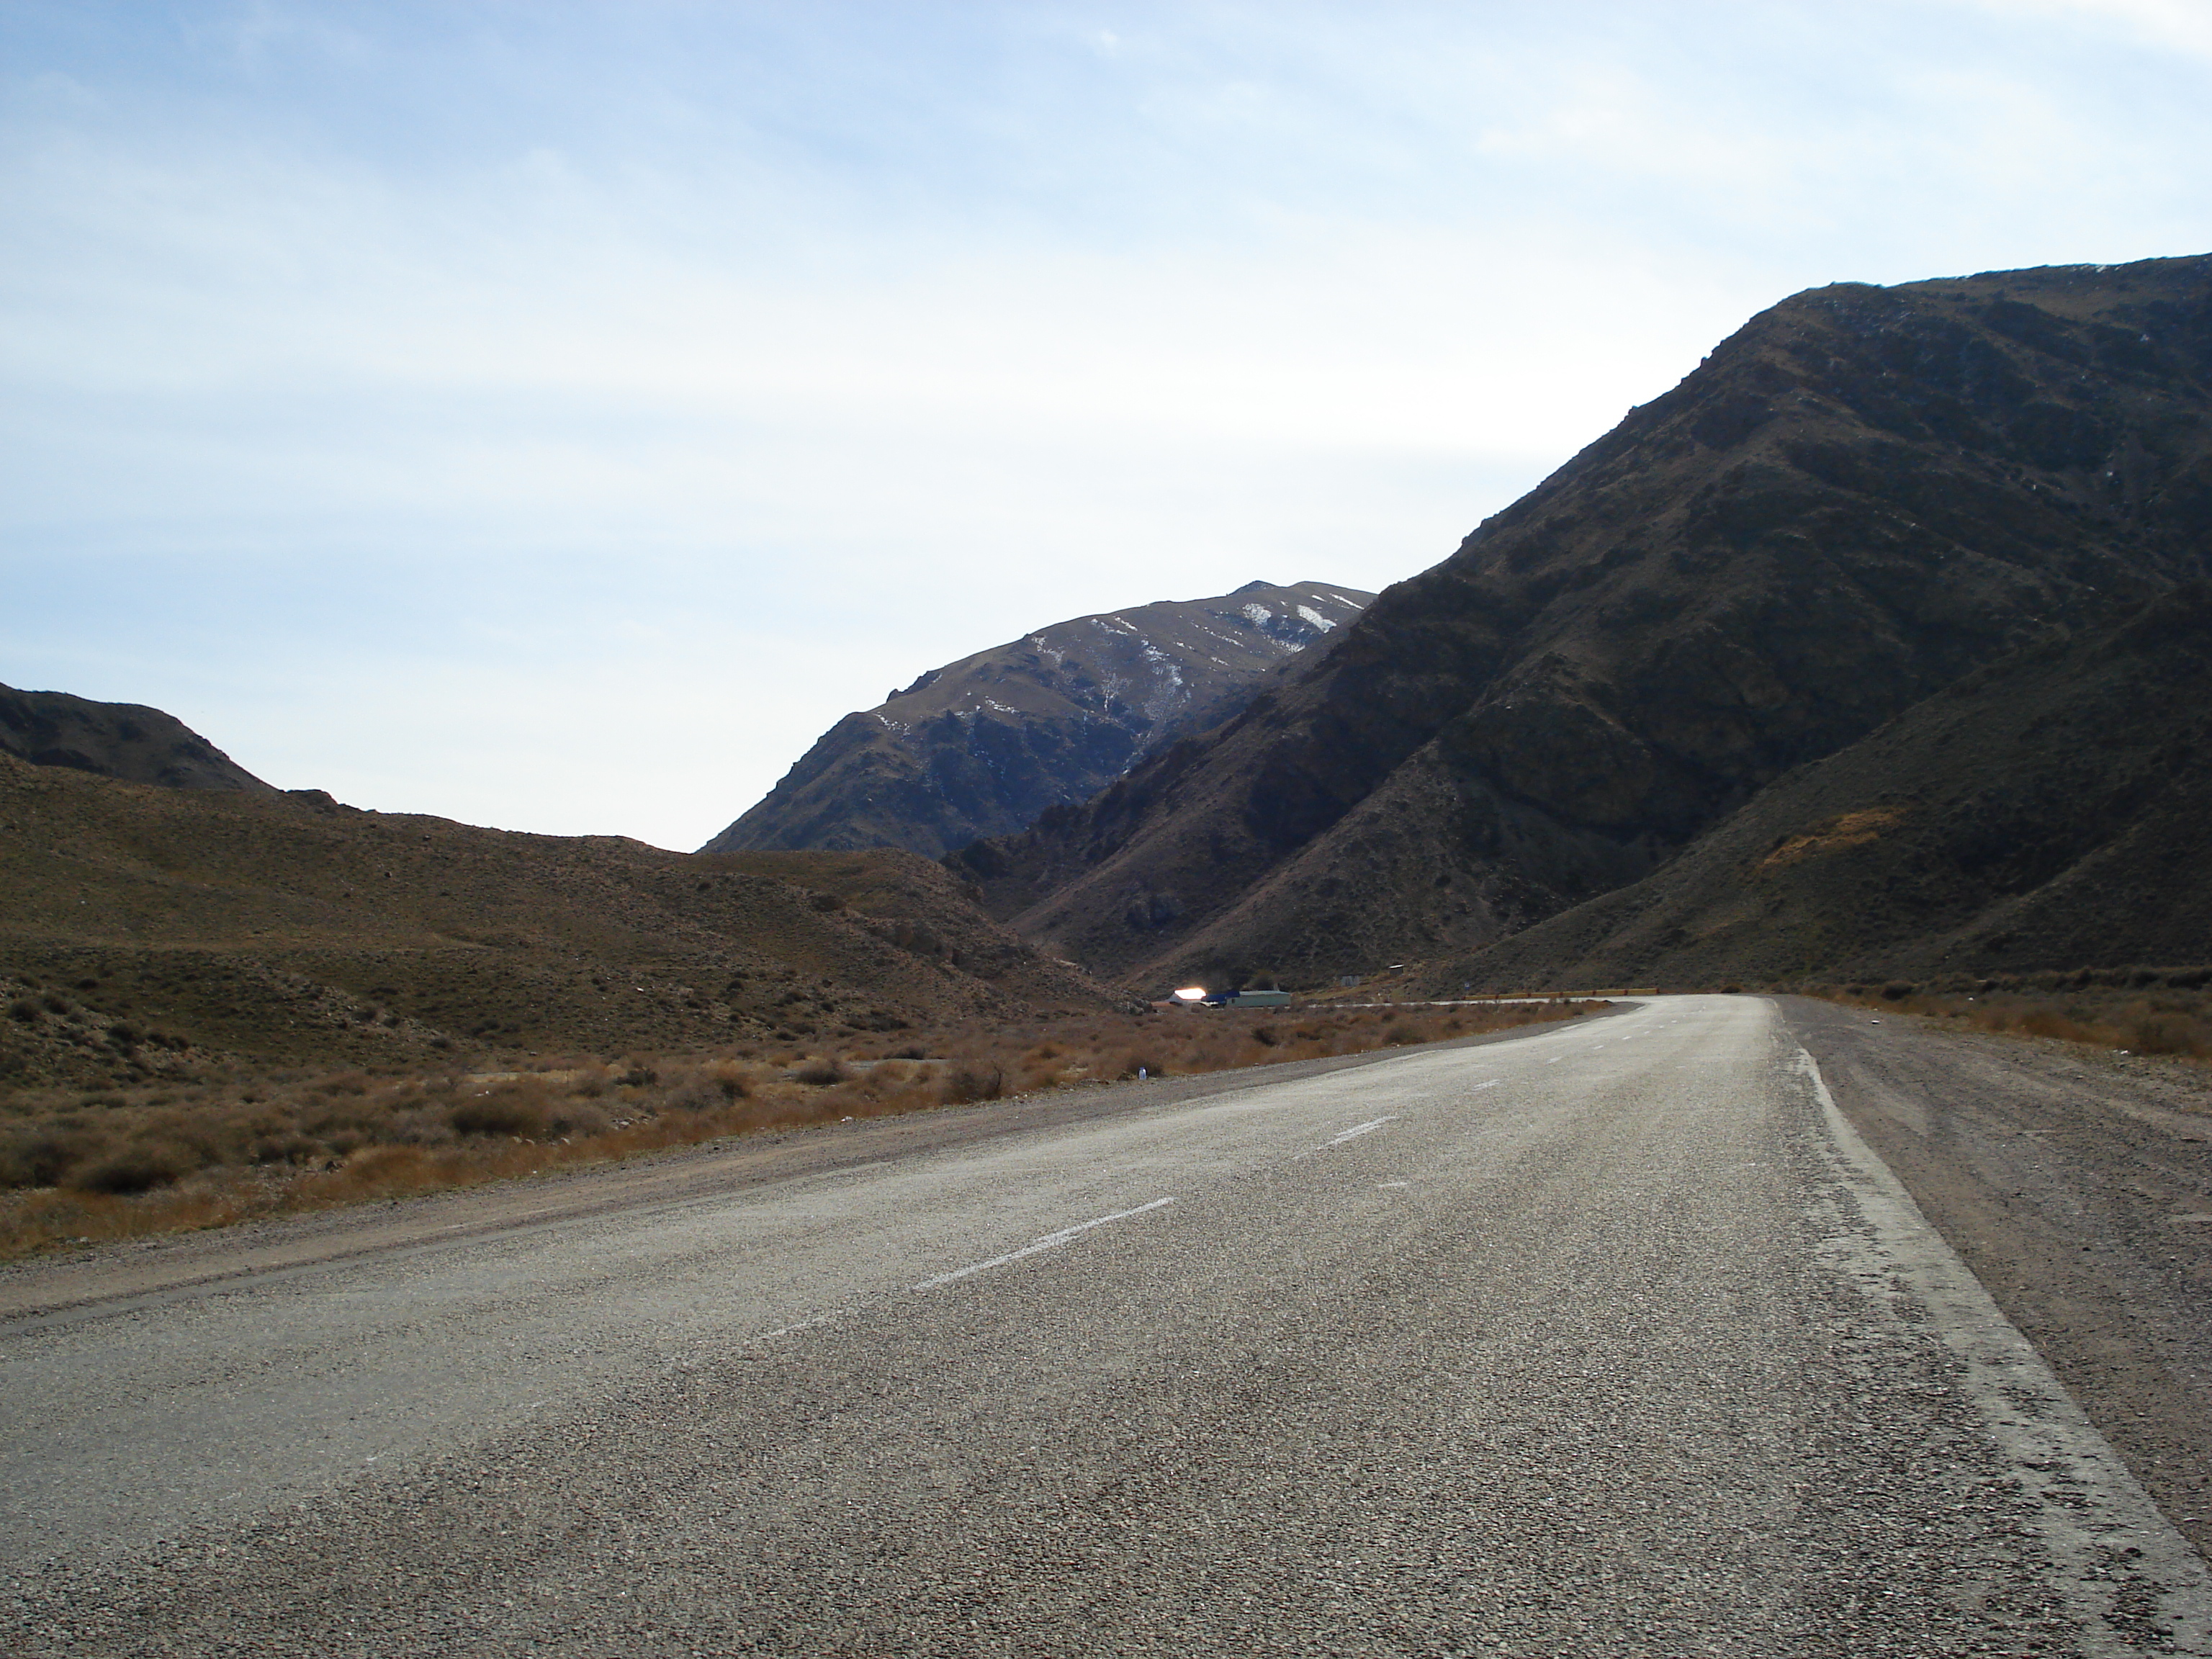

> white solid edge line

[
  {"left": 1799, "top": 1046, "right": 2212, "bottom": 1658},
  {"left": 913, "top": 1197, "right": 1178, "bottom": 1292}
]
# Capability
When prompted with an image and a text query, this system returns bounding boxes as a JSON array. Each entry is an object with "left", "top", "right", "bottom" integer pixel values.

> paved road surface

[{"left": 4, "top": 995, "right": 2207, "bottom": 1655}]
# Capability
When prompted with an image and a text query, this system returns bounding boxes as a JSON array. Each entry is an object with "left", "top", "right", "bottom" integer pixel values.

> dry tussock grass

[
  {"left": 0, "top": 1000, "right": 1595, "bottom": 1257},
  {"left": 1802, "top": 967, "right": 2212, "bottom": 1062}
]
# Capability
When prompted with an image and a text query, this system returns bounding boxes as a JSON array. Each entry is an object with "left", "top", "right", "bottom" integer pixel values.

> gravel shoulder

[{"left": 1780, "top": 994, "right": 2212, "bottom": 1563}]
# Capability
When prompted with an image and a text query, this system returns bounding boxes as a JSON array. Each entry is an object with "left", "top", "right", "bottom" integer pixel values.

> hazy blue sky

[{"left": 6, "top": 1, "right": 2209, "bottom": 848}]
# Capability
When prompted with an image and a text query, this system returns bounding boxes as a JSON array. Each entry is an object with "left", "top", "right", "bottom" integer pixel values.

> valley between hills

[{"left": 6, "top": 252, "right": 2212, "bottom": 1254}]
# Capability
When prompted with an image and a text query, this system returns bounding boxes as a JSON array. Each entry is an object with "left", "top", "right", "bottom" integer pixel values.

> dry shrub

[
  {"left": 1013, "top": 1061, "right": 1061, "bottom": 1092},
  {"left": 449, "top": 1092, "right": 548, "bottom": 1138},
  {"left": 2015, "top": 1007, "right": 2087, "bottom": 1041},
  {"left": 2125, "top": 1010, "right": 2208, "bottom": 1057},
  {"left": 940, "top": 1064, "right": 1003, "bottom": 1105},
  {"left": 71, "top": 1145, "right": 189, "bottom": 1195},
  {"left": 0, "top": 1125, "right": 103, "bottom": 1189},
  {"left": 2130, "top": 1015, "right": 2190, "bottom": 1054},
  {"left": 547, "top": 1100, "right": 613, "bottom": 1138},
  {"left": 312, "top": 1143, "right": 441, "bottom": 1202},
  {"left": 791, "top": 1057, "right": 849, "bottom": 1087},
  {"left": 667, "top": 1064, "right": 753, "bottom": 1110},
  {"left": 0, "top": 1181, "right": 258, "bottom": 1256}
]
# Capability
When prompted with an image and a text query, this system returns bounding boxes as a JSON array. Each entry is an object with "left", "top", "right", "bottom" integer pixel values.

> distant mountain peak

[{"left": 700, "top": 579, "right": 1375, "bottom": 860}]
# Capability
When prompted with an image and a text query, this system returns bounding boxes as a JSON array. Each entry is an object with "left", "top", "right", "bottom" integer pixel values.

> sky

[{"left": 5, "top": 1, "right": 2210, "bottom": 850}]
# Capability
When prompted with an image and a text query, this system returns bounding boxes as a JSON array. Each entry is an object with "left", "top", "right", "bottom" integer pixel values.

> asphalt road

[{"left": 4, "top": 994, "right": 2208, "bottom": 1656}]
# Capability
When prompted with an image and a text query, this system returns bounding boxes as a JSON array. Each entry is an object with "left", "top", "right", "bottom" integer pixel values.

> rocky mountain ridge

[
  {"left": 701, "top": 580, "right": 1372, "bottom": 860},
  {"left": 950, "top": 254, "right": 2212, "bottom": 992}
]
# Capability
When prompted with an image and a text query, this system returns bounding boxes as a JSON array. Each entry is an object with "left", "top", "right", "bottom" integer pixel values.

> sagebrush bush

[
  {"left": 73, "top": 1146, "right": 189, "bottom": 1195},
  {"left": 449, "top": 1094, "right": 547, "bottom": 1138},
  {"left": 667, "top": 1066, "right": 753, "bottom": 1109},
  {"left": 940, "top": 1064, "right": 1003, "bottom": 1105},
  {"left": 0, "top": 1127, "right": 101, "bottom": 1188}
]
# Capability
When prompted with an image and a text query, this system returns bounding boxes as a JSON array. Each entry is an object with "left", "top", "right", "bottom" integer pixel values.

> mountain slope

[
  {"left": 1433, "top": 582, "right": 2212, "bottom": 991},
  {"left": 0, "top": 683, "right": 274, "bottom": 791},
  {"left": 951, "top": 255, "right": 2212, "bottom": 990},
  {"left": 0, "top": 753, "right": 1114, "bottom": 1087},
  {"left": 701, "top": 580, "right": 1372, "bottom": 859}
]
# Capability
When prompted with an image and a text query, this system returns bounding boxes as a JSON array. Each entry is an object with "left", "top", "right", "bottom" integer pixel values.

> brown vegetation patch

[
  {"left": 0, "top": 1000, "right": 1599, "bottom": 1257},
  {"left": 1757, "top": 806, "right": 1909, "bottom": 873},
  {"left": 0, "top": 753, "right": 1120, "bottom": 1096},
  {"left": 1800, "top": 965, "right": 2212, "bottom": 1064}
]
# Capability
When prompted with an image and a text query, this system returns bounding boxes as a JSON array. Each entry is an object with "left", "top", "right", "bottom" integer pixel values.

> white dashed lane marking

[{"left": 912, "top": 1197, "right": 1178, "bottom": 1292}]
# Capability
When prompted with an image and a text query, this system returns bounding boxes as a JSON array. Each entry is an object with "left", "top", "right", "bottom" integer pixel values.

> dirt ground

[{"left": 1782, "top": 994, "right": 2212, "bottom": 1562}]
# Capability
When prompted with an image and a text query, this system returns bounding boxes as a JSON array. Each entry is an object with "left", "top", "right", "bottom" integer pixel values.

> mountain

[
  {"left": 949, "top": 255, "right": 2212, "bottom": 992},
  {"left": 0, "top": 752, "right": 1115, "bottom": 1087},
  {"left": 700, "top": 580, "right": 1373, "bottom": 860},
  {"left": 1433, "top": 582, "right": 2212, "bottom": 992},
  {"left": 0, "top": 683, "right": 274, "bottom": 791}
]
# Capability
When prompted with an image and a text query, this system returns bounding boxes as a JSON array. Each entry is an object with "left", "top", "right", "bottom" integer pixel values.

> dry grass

[
  {"left": 1797, "top": 966, "right": 2212, "bottom": 1062},
  {"left": 1757, "top": 806, "right": 1910, "bottom": 872},
  {"left": 0, "top": 1000, "right": 1598, "bottom": 1258}
]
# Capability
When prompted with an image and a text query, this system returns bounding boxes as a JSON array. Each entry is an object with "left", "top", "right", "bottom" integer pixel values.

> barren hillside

[
  {"left": 0, "top": 755, "right": 1114, "bottom": 1088},
  {"left": 951, "top": 256, "right": 2212, "bottom": 993}
]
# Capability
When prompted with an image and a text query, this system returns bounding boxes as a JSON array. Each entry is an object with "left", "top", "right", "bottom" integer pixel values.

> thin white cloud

[{"left": 1963, "top": 0, "right": 2212, "bottom": 62}]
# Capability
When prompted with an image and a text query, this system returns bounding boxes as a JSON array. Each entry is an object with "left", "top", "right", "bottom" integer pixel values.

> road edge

[{"left": 1795, "top": 1040, "right": 2212, "bottom": 1657}]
